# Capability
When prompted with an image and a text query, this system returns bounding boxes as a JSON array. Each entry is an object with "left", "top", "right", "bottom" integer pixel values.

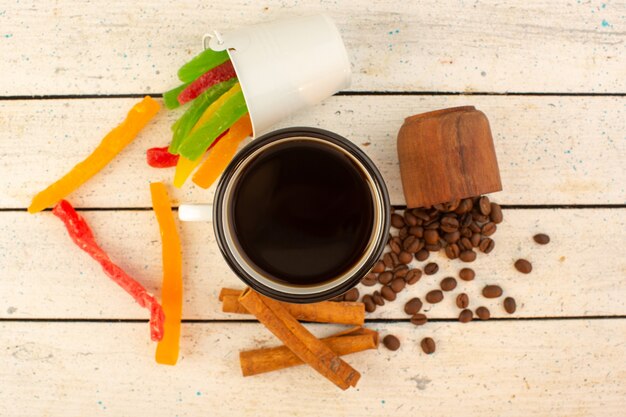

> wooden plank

[
  {"left": 0, "top": 1, "right": 624, "bottom": 95},
  {"left": 2, "top": 95, "right": 624, "bottom": 208},
  {"left": 1, "top": 320, "right": 624, "bottom": 416},
  {"left": 2, "top": 208, "right": 624, "bottom": 319}
]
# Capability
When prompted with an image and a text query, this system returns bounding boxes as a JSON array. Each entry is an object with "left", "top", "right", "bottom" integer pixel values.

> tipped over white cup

[{"left": 204, "top": 13, "right": 352, "bottom": 138}]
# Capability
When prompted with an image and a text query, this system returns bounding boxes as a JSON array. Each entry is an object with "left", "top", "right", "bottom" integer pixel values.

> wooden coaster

[{"left": 397, "top": 106, "right": 502, "bottom": 208}]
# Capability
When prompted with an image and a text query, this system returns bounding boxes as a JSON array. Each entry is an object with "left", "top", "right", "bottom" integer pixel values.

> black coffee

[{"left": 231, "top": 139, "right": 374, "bottom": 286}]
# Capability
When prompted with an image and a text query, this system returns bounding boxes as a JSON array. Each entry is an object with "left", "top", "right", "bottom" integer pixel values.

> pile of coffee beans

[
  {"left": 351, "top": 196, "right": 551, "bottom": 354},
  {"left": 388, "top": 195, "right": 504, "bottom": 264},
  {"left": 368, "top": 198, "right": 552, "bottom": 354},
  {"left": 356, "top": 196, "right": 506, "bottom": 315}
]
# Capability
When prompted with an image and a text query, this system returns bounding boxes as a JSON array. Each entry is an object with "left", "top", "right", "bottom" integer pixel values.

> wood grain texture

[
  {"left": 0, "top": 1, "right": 624, "bottom": 95},
  {"left": 2, "top": 95, "right": 624, "bottom": 208},
  {"left": 2, "top": 320, "right": 624, "bottom": 416},
  {"left": 2, "top": 209, "right": 624, "bottom": 319}
]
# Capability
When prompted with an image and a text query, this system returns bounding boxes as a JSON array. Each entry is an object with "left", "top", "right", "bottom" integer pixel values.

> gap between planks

[
  {"left": 1, "top": 316, "right": 626, "bottom": 323},
  {"left": 1, "top": 91, "right": 625, "bottom": 100},
  {"left": 1, "top": 204, "right": 625, "bottom": 212}
]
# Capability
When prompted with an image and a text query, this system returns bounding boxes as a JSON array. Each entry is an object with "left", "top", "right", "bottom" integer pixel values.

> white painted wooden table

[{"left": 1, "top": 1, "right": 625, "bottom": 416}]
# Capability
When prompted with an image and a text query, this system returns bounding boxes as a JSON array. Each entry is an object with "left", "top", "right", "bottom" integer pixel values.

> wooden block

[{"left": 397, "top": 106, "right": 502, "bottom": 208}]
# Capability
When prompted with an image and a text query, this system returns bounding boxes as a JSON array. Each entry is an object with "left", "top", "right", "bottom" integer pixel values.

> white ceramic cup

[{"left": 204, "top": 13, "right": 352, "bottom": 137}]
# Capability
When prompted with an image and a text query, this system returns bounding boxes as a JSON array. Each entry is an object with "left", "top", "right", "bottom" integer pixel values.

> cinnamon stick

[
  {"left": 238, "top": 288, "right": 361, "bottom": 390},
  {"left": 240, "top": 327, "right": 378, "bottom": 376},
  {"left": 222, "top": 294, "right": 250, "bottom": 314},
  {"left": 221, "top": 289, "right": 364, "bottom": 325},
  {"left": 218, "top": 287, "right": 242, "bottom": 301}
]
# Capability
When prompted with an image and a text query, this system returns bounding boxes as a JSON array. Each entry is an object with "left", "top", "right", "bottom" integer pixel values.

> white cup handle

[{"left": 178, "top": 204, "right": 213, "bottom": 222}]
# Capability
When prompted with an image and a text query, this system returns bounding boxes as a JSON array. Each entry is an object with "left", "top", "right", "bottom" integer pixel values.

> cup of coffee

[{"left": 210, "top": 127, "right": 389, "bottom": 303}]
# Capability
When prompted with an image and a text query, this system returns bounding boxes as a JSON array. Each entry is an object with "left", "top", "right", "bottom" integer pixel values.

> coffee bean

[
  {"left": 514, "top": 259, "right": 532, "bottom": 274},
  {"left": 411, "top": 313, "right": 428, "bottom": 326},
  {"left": 479, "top": 196, "right": 491, "bottom": 215},
  {"left": 383, "top": 253, "right": 393, "bottom": 268},
  {"left": 472, "top": 212, "right": 489, "bottom": 223},
  {"left": 421, "top": 337, "right": 436, "bottom": 354},
  {"left": 425, "top": 242, "right": 442, "bottom": 252},
  {"left": 409, "top": 226, "right": 424, "bottom": 238},
  {"left": 440, "top": 277, "right": 457, "bottom": 291},
  {"left": 383, "top": 335, "right": 400, "bottom": 351},
  {"left": 378, "top": 271, "right": 393, "bottom": 285},
  {"left": 381, "top": 285, "right": 397, "bottom": 301},
  {"left": 471, "top": 233, "right": 482, "bottom": 247},
  {"left": 405, "top": 268, "right": 423, "bottom": 285},
  {"left": 444, "top": 231, "right": 461, "bottom": 243},
  {"left": 459, "top": 309, "right": 473, "bottom": 323},
  {"left": 476, "top": 306, "right": 490, "bottom": 320},
  {"left": 404, "top": 297, "right": 423, "bottom": 315},
  {"left": 372, "top": 291, "right": 385, "bottom": 306},
  {"left": 460, "top": 227, "right": 473, "bottom": 238},
  {"left": 372, "top": 261, "right": 385, "bottom": 273},
  {"left": 445, "top": 243, "right": 460, "bottom": 260},
  {"left": 482, "top": 285, "right": 503, "bottom": 298},
  {"left": 398, "top": 251, "right": 413, "bottom": 265},
  {"left": 460, "top": 214, "right": 473, "bottom": 228},
  {"left": 459, "top": 237, "right": 472, "bottom": 251},
  {"left": 389, "top": 238, "right": 401, "bottom": 255},
  {"left": 415, "top": 249, "right": 430, "bottom": 261},
  {"left": 456, "top": 293, "right": 469, "bottom": 309},
  {"left": 459, "top": 268, "right": 475, "bottom": 281},
  {"left": 361, "top": 273, "right": 378, "bottom": 286},
  {"left": 426, "top": 290, "right": 443, "bottom": 304},
  {"left": 424, "top": 229, "right": 439, "bottom": 245},
  {"left": 393, "top": 265, "right": 409, "bottom": 279},
  {"left": 440, "top": 216, "right": 459, "bottom": 233},
  {"left": 479, "top": 238, "right": 495, "bottom": 253},
  {"left": 481, "top": 222, "right": 497, "bottom": 236},
  {"left": 468, "top": 221, "right": 482, "bottom": 233},
  {"left": 489, "top": 203, "right": 503, "bottom": 224},
  {"left": 331, "top": 294, "right": 344, "bottom": 302},
  {"left": 412, "top": 209, "right": 430, "bottom": 221},
  {"left": 503, "top": 297, "right": 517, "bottom": 314},
  {"left": 390, "top": 278, "right": 406, "bottom": 293},
  {"left": 403, "top": 235, "right": 420, "bottom": 253},
  {"left": 533, "top": 233, "right": 550, "bottom": 245},
  {"left": 424, "top": 263, "right": 439, "bottom": 275},
  {"left": 390, "top": 252, "right": 400, "bottom": 267},
  {"left": 459, "top": 250, "right": 477, "bottom": 262},
  {"left": 455, "top": 198, "right": 473, "bottom": 214},
  {"left": 344, "top": 288, "right": 359, "bottom": 302},
  {"left": 398, "top": 226, "right": 409, "bottom": 240},
  {"left": 442, "top": 199, "right": 461, "bottom": 212},
  {"left": 404, "top": 211, "right": 418, "bottom": 226},
  {"left": 441, "top": 212, "right": 456, "bottom": 220},
  {"left": 391, "top": 213, "right": 405, "bottom": 229},
  {"left": 362, "top": 294, "right": 376, "bottom": 312}
]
